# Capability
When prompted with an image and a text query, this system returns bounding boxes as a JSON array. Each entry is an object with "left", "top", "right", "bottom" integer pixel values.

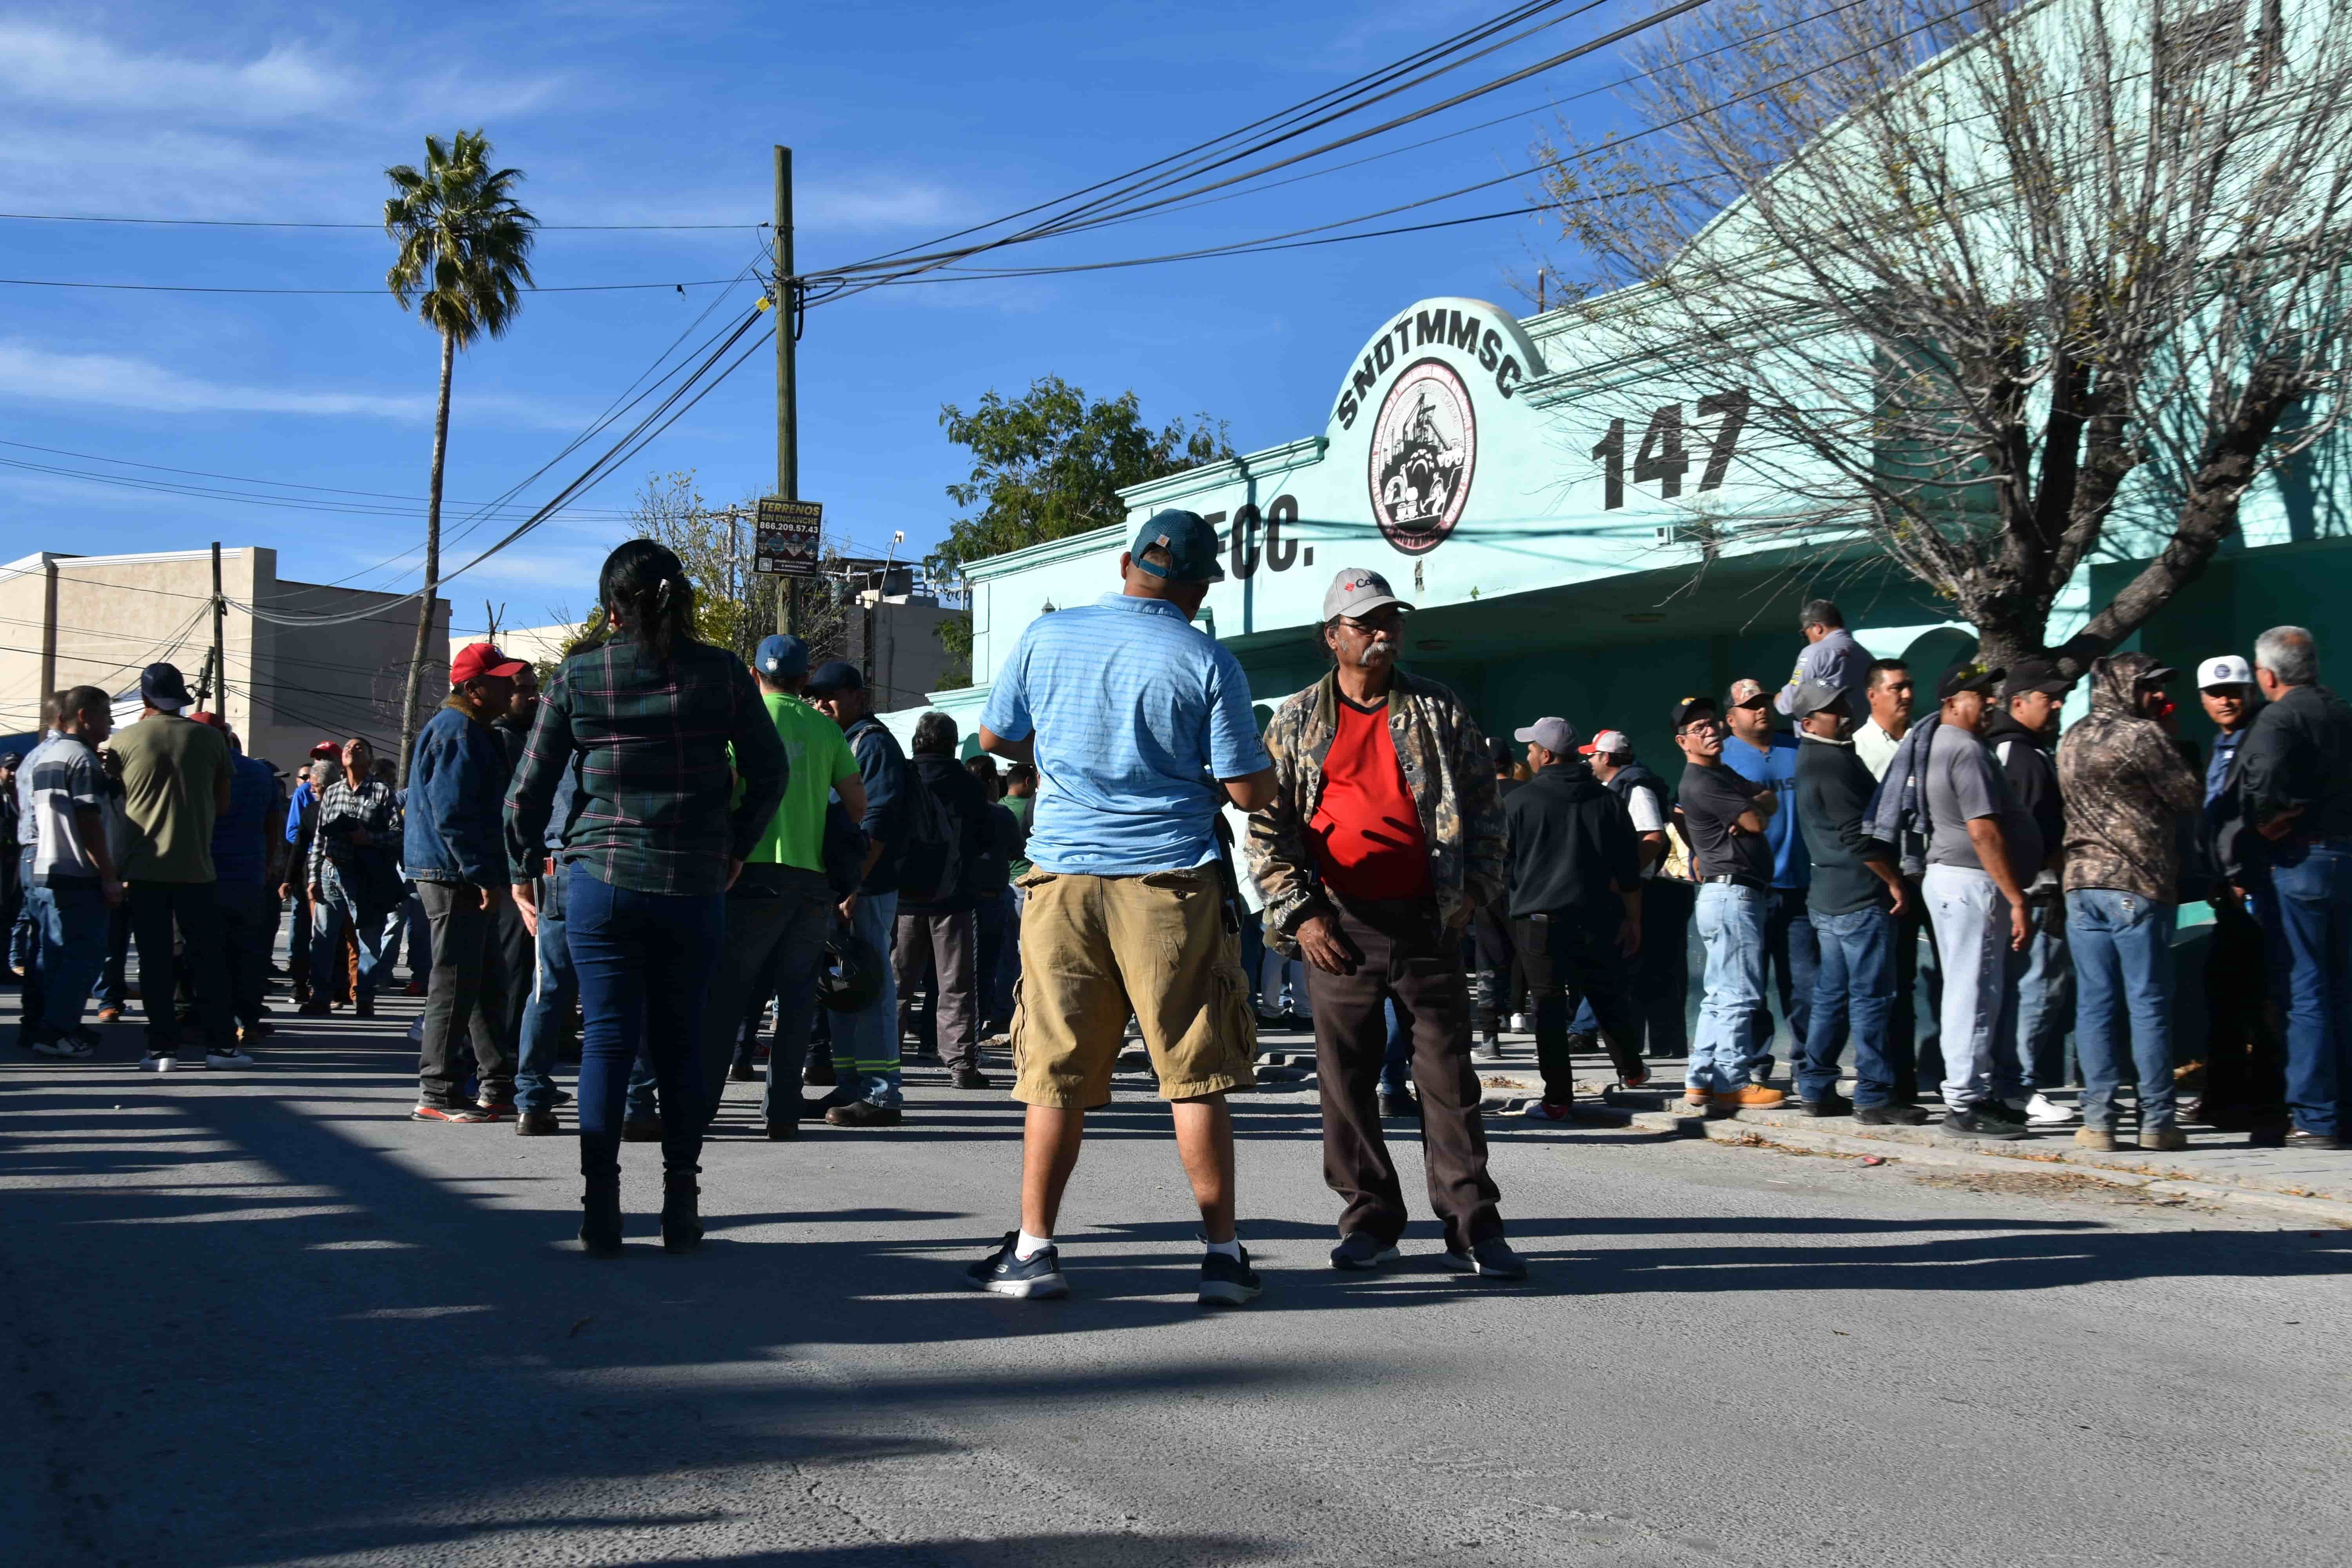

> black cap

[
  {"left": 1938, "top": 661, "right": 2004, "bottom": 701},
  {"left": 1488, "top": 737, "right": 1515, "bottom": 769},
  {"left": 140, "top": 662, "right": 192, "bottom": 711},
  {"left": 804, "top": 660, "right": 865, "bottom": 697},
  {"left": 1671, "top": 695, "right": 1718, "bottom": 731},
  {"left": 0, "top": 751, "right": 18, "bottom": 769},
  {"left": 2000, "top": 657, "right": 2074, "bottom": 699}
]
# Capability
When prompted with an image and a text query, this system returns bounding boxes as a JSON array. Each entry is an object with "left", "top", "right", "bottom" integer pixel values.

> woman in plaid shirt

[{"left": 506, "top": 541, "right": 787, "bottom": 1256}]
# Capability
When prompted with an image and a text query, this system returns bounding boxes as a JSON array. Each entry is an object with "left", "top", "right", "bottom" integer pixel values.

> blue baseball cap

[
  {"left": 755, "top": 633, "right": 809, "bottom": 681},
  {"left": 805, "top": 660, "right": 865, "bottom": 696},
  {"left": 1128, "top": 508, "right": 1226, "bottom": 584}
]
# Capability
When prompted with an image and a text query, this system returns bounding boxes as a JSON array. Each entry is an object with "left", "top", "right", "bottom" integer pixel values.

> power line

[
  {"left": 233, "top": 303, "right": 777, "bottom": 627},
  {"left": 0, "top": 212, "right": 762, "bottom": 231},
  {"left": 830, "top": 0, "right": 1592, "bottom": 277},
  {"left": 837, "top": 0, "right": 1966, "bottom": 293},
  {"left": 0, "top": 438, "right": 634, "bottom": 515},
  {"left": 802, "top": 0, "right": 1716, "bottom": 299},
  {"left": 0, "top": 275, "right": 746, "bottom": 296}
]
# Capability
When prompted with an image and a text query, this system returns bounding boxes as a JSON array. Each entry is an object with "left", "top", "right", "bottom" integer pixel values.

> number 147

[{"left": 1590, "top": 388, "right": 1749, "bottom": 509}]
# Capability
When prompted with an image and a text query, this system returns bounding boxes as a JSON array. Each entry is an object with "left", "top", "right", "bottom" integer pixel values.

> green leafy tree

[
  {"left": 930, "top": 376, "right": 1233, "bottom": 681},
  {"left": 384, "top": 128, "right": 536, "bottom": 782}
]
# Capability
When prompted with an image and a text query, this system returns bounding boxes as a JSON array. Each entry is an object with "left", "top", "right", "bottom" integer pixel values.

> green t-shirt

[
  {"left": 1003, "top": 792, "right": 1033, "bottom": 878},
  {"left": 110, "top": 713, "right": 231, "bottom": 883},
  {"left": 746, "top": 693, "right": 860, "bottom": 872}
]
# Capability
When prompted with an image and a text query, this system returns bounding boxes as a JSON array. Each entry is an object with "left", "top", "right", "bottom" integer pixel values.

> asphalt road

[{"left": 5, "top": 1004, "right": 2347, "bottom": 1568}]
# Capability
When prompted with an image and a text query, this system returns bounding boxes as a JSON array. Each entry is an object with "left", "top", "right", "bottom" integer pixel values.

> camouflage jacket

[
  {"left": 1246, "top": 667, "right": 1504, "bottom": 954},
  {"left": 2056, "top": 652, "right": 2203, "bottom": 901}
]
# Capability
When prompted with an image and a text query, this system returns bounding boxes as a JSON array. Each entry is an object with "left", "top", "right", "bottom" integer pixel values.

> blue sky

[{"left": 0, "top": 1, "right": 1639, "bottom": 634}]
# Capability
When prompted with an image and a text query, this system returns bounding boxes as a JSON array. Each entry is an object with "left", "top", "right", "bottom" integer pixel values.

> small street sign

[{"left": 754, "top": 497, "right": 822, "bottom": 576}]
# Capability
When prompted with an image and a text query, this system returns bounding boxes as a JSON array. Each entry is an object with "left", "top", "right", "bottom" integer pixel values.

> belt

[{"left": 1699, "top": 874, "right": 1766, "bottom": 891}]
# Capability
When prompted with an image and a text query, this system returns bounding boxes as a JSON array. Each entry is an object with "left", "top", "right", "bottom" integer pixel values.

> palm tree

[{"left": 383, "top": 129, "right": 536, "bottom": 783}]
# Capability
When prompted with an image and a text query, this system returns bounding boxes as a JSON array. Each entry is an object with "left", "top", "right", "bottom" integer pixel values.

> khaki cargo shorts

[{"left": 1009, "top": 866, "right": 1258, "bottom": 1107}]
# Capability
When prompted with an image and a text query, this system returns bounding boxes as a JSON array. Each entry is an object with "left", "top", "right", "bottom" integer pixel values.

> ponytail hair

[{"left": 599, "top": 539, "right": 697, "bottom": 676}]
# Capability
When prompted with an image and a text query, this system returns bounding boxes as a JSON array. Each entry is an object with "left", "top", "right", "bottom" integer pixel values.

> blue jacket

[
  {"left": 403, "top": 697, "right": 510, "bottom": 884},
  {"left": 1864, "top": 713, "right": 1943, "bottom": 878}
]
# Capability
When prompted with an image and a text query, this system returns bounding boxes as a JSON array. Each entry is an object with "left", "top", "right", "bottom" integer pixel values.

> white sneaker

[
  {"left": 206, "top": 1048, "right": 256, "bottom": 1067},
  {"left": 1509, "top": 1013, "right": 1531, "bottom": 1033},
  {"left": 2010, "top": 1093, "right": 2079, "bottom": 1126},
  {"left": 141, "top": 1052, "right": 176, "bottom": 1072},
  {"left": 28, "top": 1036, "right": 95, "bottom": 1059}
]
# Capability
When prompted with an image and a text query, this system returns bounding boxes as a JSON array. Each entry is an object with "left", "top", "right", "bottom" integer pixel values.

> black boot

[
  {"left": 579, "top": 1134, "right": 622, "bottom": 1257},
  {"left": 660, "top": 1169, "right": 702, "bottom": 1254}
]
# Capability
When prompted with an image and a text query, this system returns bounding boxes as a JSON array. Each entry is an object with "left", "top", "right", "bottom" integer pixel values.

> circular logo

[{"left": 1368, "top": 357, "right": 1475, "bottom": 555}]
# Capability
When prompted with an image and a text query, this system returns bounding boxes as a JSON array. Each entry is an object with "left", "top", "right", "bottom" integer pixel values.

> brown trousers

[{"left": 1305, "top": 897, "right": 1503, "bottom": 1252}]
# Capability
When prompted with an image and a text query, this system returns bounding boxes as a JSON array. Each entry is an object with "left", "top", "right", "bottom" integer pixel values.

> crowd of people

[{"left": 9, "top": 520, "right": 2350, "bottom": 1305}]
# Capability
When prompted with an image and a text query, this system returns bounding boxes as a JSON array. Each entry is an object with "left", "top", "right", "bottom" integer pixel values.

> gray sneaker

[
  {"left": 1440, "top": 1236, "right": 1529, "bottom": 1281},
  {"left": 1329, "top": 1232, "right": 1401, "bottom": 1271}
]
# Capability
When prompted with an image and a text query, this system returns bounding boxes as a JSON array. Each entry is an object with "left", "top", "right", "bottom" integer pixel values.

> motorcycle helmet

[{"left": 817, "top": 921, "right": 886, "bottom": 1013}]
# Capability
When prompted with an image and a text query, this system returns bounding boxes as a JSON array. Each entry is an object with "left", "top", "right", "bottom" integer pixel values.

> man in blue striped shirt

[{"left": 968, "top": 510, "right": 1277, "bottom": 1308}]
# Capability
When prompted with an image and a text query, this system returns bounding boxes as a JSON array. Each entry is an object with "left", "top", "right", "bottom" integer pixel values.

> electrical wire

[
  {"left": 232, "top": 305, "right": 776, "bottom": 626},
  {"left": 802, "top": 0, "right": 1719, "bottom": 299},
  {"left": 829, "top": 0, "right": 1969, "bottom": 294},
  {"left": 0, "top": 438, "right": 636, "bottom": 518},
  {"left": 0, "top": 212, "right": 762, "bottom": 230},
  {"left": 0, "top": 275, "right": 746, "bottom": 296}
]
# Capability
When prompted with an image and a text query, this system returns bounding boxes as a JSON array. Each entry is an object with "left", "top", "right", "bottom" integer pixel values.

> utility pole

[
  {"left": 209, "top": 541, "right": 225, "bottom": 710},
  {"left": 774, "top": 144, "right": 800, "bottom": 638}
]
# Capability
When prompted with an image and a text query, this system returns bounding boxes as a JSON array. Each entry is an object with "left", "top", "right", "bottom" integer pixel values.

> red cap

[
  {"left": 309, "top": 740, "right": 339, "bottom": 759},
  {"left": 450, "top": 642, "right": 528, "bottom": 686}
]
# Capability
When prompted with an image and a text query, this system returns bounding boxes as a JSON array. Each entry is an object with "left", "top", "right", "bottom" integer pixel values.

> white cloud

[
  {"left": 0, "top": 22, "right": 561, "bottom": 126},
  {"left": 0, "top": 341, "right": 579, "bottom": 428}
]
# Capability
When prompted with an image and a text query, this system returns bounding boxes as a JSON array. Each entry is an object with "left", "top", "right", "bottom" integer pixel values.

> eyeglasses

[
  {"left": 1677, "top": 718, "right": 1723, "bottom": 735},
  {"left": 1337, "top": 611, "right": 1405, "bottom": 635}
]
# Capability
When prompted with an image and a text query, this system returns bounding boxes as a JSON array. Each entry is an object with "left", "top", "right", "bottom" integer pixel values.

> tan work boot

[
  {"left": 2075, "top": 1127, "right": 2118, "bottom": 1151},
  {"left": 1712, "top": 1084, "right": 1787, "bottom": 1111},
  {"left": 2140, "top": 1125, "right": 2188, "bottom": 1151}
]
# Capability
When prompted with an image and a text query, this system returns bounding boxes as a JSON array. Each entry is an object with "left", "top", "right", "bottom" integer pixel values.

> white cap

[
  {"left": 2198, "top": 654, "right": 2254, "bottom": 690},
  {"left": 1579, "top": 729, "right": 1632, "bottom": 756}
]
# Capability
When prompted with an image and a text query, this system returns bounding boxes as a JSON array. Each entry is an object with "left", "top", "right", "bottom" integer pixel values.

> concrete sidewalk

[{"left": 1448, "top": 1033, "right": 2352, "bottom": 1218}]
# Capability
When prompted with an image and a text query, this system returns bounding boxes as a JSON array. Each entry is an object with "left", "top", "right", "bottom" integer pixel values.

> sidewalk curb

[
  {"left": 1483, "top": 1069, "right": 2352, "bottom": 1223},
  {"left": 1692, "top": 1118, "right": 2352, "bottom": 1226},
  {"left": 1712, "top": 1102, "right": 2352, "bottom": 1208}
]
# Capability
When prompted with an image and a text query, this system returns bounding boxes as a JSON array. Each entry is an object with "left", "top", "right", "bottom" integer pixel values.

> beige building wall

[{"left": 0, "top": 548, "right": 447, "bottom": 776}]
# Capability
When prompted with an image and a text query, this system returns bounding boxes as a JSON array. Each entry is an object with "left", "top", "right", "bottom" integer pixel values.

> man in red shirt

[{"left": 1249, "top": 569, "right": 1521, "bottom": 1279}]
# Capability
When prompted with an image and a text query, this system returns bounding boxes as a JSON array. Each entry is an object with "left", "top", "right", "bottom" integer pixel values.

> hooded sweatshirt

[
  {"left": 2054, "top": 652, "right": 2203, "bottom": 902},
  {"left": 1980, "top": 704, "right": 2064, "bottom": 892}
]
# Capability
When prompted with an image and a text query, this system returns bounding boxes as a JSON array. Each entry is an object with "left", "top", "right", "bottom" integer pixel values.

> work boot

[
  {"left": 659, "top": 1170, "right": 702, "bottom": 1254},
  {"left": 578, "top": 1138, "right": 622, "bottom": 1257}
]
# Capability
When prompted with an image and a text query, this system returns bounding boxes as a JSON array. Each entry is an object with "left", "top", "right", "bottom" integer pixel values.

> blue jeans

[
  {"left": 831, "top": 888, "right": 902, "bottom": 1106},
  {"left": 1378, "top": 997, "right": 1412, "bottom": 1094},
  {"left": 1690, "top": 883, "right": 1766, "bottom": 1092},
  {"left": 311, "top": 865, "right": 390, "bottom": 1004},
  {"left": 2015, "top": 897, "right": 2074, "bottom": 1091},
  {"left": 2258, "top": 841, "right": 2352, "bottom": 1137},
  {"left": 91, "top": 902, "right": 130, "bottom": 1009},
  {"left": 9, "top": 845, "right": 35, "bottom": 974},
  {"left": 515, "top": 869, "right": 576, "bottom": 1114},
  {"left": 1750, "top": 886, "right": 1818, "bottom": 1060},
  {"left": 2067, "top": 889, "right": 2177, "bottom": 1131},
  {"left": 28, "top": 883, "right": 109, "bottom": 1036},
  {"left": 566, "top": 866, "right": 723, "bottom": 1171},
  {"left": 1923, "top": 864, "right": 2025, "bottom": 1111},
  {"left": 1802, "top": 906, "right": 1896, "bottom": 1105}
]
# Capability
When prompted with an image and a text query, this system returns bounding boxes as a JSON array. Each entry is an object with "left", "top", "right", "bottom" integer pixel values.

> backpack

[{"left": 851, "top": 719, "right": 959, "bottom": 901}]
